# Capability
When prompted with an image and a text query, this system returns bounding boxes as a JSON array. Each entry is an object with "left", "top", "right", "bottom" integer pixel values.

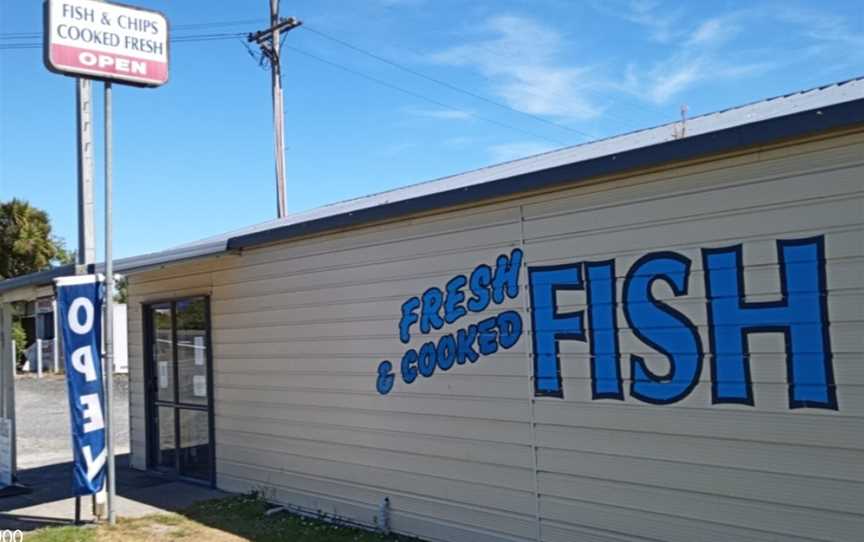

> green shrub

[{"left": 11, "top": 319, "right": 26, "bottom": 365}]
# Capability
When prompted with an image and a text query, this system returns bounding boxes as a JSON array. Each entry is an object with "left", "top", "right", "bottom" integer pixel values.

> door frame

[{"left": 142, "top": 296, "right": 216, "bottom": 487}]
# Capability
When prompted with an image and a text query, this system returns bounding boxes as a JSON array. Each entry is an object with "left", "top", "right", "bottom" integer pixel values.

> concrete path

[{"left": 0, "top": 454, "right": 228, "bottom": 531}]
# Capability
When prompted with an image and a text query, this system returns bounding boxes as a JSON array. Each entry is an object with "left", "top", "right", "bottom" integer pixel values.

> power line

[
  {"left": 0, "top": 33, "right": 40, "bottom": 40},
  {"left": 0, "top": 17, "right": 615, "bottom": 142},
  {"left": 172, "top": 18, "right": 263, "bottom": 30},
  {"left": 0, "top": 18, "right": 264, "bottom": 40},
  {"left": 0, "top": 32, "right": 245, "bottom": 50},
  {"left": 0, "top": 17, "right": 644, "bottom": 138},
  {"left": 297, "top": 26, "right": 651, "bottom": 136},
  {"left": 0, "top": 43, "right": 40, "bottom": 49},
  {"left": 0, "top": 43, "right": 39, "bottom": 50},
  {"left": 284, "top": 44, "right": 568, "bottom": 146},
  {"left": 1, "top": 19, "right": 569, "bottom": 145},
  {"left": 301, "top": 25, "right": 595, "bottom": 141},
  {"left": 172, "top": 32, "right": 245, "bottom": 42}
]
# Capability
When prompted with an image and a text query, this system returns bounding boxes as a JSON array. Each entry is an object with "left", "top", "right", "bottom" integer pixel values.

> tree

[
  {"left": 0, "top": 198, "right": 74, "bottom": 279},
  {"left": 11, "top": 320, "right": 26, "bottom": 366},
  {"left": 114, "top": 275, "right": 128, "bottom": 304}
]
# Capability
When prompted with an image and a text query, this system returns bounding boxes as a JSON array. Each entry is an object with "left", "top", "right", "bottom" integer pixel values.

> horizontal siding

[
  {"left": 216, "top": 467, "right": 535, "bottom": 542},
  {"left": 523, "top": 135, "right": 864, "bottom": 541},
  {"left": 125, "top": 132, "right": 864, "bottom": 541}
]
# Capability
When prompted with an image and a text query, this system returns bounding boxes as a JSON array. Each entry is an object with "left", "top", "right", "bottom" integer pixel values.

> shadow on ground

[{"left": 0, "top": 454, "right": 227, "bottom": 531}]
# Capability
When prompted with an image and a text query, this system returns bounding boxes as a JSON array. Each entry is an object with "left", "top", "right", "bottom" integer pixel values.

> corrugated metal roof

[
  {"left": 2, "top": 76, "right": 863, "bottom": 296},
  {"left": 0, "top": 264, "right": 75, "bottom": 297},
  {"left": 228, "top": 78, "right": 864, "bottom": 250}
]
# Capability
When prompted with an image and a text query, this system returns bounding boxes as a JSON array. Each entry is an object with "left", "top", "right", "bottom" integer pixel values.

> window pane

[
  {"left": 154, "top": 406, "right": 175, "bottom": 470},
  {"left": 179, "top": 409, "right": 210, "bottom": 481},
  {"left": 37, "top": 312, "right": 55, "bottom": 340},
  {"left": 176, "top": 298, "right": 208, "bottom": 405},
  {"left": 151, "top": 306, "right": 174, "bottom": 402}
]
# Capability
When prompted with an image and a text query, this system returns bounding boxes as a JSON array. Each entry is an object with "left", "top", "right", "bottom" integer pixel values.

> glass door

[{"left": 145, "top": 297, "right": 214, "bottom": 484}]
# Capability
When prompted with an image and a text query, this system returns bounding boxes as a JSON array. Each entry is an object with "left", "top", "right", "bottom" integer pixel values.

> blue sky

[{"left": 1, "top": 0, "right": 862, "bottom": 259}]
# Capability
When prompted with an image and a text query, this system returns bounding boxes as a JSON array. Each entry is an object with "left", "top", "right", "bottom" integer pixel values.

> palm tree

[{"left": 0, "top": 198, "right": 73, "bottom": 279}]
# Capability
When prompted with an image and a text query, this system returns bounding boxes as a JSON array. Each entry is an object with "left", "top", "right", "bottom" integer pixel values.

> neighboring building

[
  {"left": 2, "top": 78, "right": 863, "bottom": 541},
  {"left": 19, "top": 297, "right": 58, "bottom": 372},
  {"left": 15, "top": 296, "right": 128, "bottom": 375}
]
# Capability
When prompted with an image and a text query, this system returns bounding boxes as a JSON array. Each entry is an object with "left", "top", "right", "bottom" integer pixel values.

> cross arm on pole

[{"left": 247, "top": 17, "right": 302, "bottom": 45}]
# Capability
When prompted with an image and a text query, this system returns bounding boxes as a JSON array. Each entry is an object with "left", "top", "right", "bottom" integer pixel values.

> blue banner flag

[{"left": 55, "top": 275, "right": 106, "bottom": 496}]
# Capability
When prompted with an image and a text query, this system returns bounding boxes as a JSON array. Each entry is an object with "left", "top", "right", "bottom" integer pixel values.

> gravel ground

[{"left": 14, "top": 373, "right": 130, "bottom": 469}]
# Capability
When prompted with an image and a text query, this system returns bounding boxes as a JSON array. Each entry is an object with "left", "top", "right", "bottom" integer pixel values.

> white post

[
  {"left": 36, "top": 339, "right": 43, "bottom": 379},
  {"left": 1, "top": 304, "right": 16, "bottom": 478},
  {"left": 52, "top": 298, "right": 59, "bottom": 373},
  {"left": 104, "top": 80, "right": 117, "bottom": 525},
  {"left": 0, "top": 308, "right": 7, "bottom": 421},
  {"left": 10, "top": 341, "right": 15, "bottom": 376},
  {"left": 77, "top": 78, "right": 96, "bottom": 268}
]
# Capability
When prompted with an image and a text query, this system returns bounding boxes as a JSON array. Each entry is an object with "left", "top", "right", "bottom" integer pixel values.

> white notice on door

[
  {"left": 194, "top": 336, "right": 205, "bottom": 366},
  {"left": 193, "top": 375, "right": 207, "bottom": 397},
  {"left": 158, "top": 361, "right": 168, "bottom": 388}
]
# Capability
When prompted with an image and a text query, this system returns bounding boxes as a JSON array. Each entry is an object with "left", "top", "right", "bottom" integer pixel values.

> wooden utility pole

[{"left": 249, "top": 3, "right": 301, "bottom": 218}]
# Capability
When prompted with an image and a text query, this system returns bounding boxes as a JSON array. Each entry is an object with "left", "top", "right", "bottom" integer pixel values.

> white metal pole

[
  {"left": 74, "top": 74, "right": 96, "bottom": 528},
  {"left": 36, "top": 339, "right": 43, "bottom": 379},
  {"left": 1, "top": 310, "right": 7, "bottom": 421},
  {"left": 76, "top": 78, "right": 96, "bottom": 269},
  {"left": 104, "top": 80, "right": 116, "bottom": 526},
  {"left": 10, "top": 340, "right": 15, "bottom": 377},
  {"left": 1, "top": 306, "right": 16, "bottom": 478},
  {"left": 52, "top": 299, "right": 59, "bottom": 373}
]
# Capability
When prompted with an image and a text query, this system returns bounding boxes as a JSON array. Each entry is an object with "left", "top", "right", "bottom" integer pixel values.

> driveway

[
  {"left": 1, "top": 374, "right": 228, "bottom": 531},
  {"left": 14, "top": 374, "right": 130, "bottom": 469}
]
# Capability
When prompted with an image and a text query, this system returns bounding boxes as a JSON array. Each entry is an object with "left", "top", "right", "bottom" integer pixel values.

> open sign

[
  {"left": 43, "top": 0, "right": 169, "bottom": 87},
  {"left": 55, "top": 275, "right": 108, "bottom": 495}
]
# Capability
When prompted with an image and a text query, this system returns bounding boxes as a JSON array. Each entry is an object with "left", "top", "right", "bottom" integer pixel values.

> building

[
  {"left": 1, "top": 78, "right": 863, "bottom": 541},
  {"left": 11, "top": 295, "right": 127, "bottom": 374}
]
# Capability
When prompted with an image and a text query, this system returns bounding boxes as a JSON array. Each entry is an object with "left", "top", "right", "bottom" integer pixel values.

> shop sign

[
  {"left": 44, "top": 0, "right": 169, "bottom": 86},
  {"left": 375, "top": 236, "right": 837, "bottom": 410}
]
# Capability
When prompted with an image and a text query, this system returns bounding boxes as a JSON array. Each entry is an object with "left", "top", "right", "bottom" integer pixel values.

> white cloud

[
  {"left": 592, "top": 0, "right": 686, "bottom": 43},
  {"left": 404, "top": 107, "right": 474, "bottom": 120},
  {"left": 425, "top": 4, "right": 859, "bottom": 130},
  {"left": 607, "top": 7, "right": 769, "bottom": 104},
  {"left": 487, "top": 141, "right": 555, "bottom": 163},
  {"left": 775, "top": 7, "right": 864, "bottom": 50},
  {"left": 627, "top": 53, "right": 771, "bottom": 105},
  {"left": 430, "top": 15, "right": 604, "bottom": 121},
  {"left": 428, "top": 9, "right": 768, "bottom": 116},
  {"left": 687, "top": 16, "right": 741, "bottom": 46},
  {"left": 645, "top": 59, "right": 705, "bottom": 103}
]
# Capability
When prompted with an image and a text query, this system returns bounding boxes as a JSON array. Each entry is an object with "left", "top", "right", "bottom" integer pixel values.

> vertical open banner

[{"left": 55, "top": 275, "right": 106, "bottom": 496}]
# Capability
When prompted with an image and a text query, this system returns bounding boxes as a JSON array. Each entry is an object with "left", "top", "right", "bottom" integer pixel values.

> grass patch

[
  {"left": 18, "top": 525, "right": 96, "bottom": 542},
  {"left": 25, "top": 494, "right": 420, "bottom": 542}
]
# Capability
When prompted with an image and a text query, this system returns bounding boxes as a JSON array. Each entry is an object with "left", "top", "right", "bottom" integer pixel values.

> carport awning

[{"left": 0, "top": 265, "right": 75, "bottom": 303}]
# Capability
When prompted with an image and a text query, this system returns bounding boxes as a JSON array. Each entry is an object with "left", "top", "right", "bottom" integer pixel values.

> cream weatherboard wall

[{"left": 126, "top": 130, "right": 864, "bottom": 542}]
